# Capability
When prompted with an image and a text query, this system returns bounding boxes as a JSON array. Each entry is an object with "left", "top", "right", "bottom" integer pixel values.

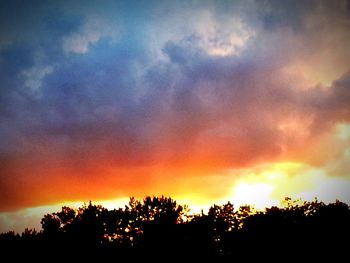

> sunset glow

[{"left": 1, "top": 0, "right": 350, "bottom": 233}]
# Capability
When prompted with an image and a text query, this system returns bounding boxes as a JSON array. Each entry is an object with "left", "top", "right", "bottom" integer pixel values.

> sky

[{"left": 1, "top": 0, "right": 350, "bottom": 233}]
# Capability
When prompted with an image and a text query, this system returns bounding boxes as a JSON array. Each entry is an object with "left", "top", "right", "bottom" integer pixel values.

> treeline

[{"left": 1, "top": 196, "right": 349, "bottom": 261}]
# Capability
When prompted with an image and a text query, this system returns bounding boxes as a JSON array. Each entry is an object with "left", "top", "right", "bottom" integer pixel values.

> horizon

[{"left": 1, "top": 0, "right": 350, "bottom": 233}]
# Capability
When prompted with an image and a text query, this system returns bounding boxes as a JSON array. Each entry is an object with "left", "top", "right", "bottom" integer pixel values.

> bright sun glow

[
  {"left": 231, "top": 182, "right": 277, "bottom": 209},
  {"left": 223, "top": 161, "right": 350, "bottom": 210}
]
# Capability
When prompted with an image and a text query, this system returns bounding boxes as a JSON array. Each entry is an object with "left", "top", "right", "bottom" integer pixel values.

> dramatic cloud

[{"left": 0, "top": 0, "right": 349, "bottom": 222}]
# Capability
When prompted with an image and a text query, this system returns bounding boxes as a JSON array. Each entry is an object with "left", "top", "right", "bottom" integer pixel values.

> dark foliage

[{"left": 1, "top": 197, "right": 349, "bottom": 261}]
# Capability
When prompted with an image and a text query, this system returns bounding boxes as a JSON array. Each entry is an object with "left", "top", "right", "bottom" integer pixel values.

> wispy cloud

[
  {"left": 21, "top": 65, "right": 54, "bottom": 91},
  {"left": 62, "top": 16, "right": 119, "bottom": 54}
]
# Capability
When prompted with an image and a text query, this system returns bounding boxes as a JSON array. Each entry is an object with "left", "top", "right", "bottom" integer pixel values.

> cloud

[
  {"left": 21, "top": 65, "right": 54, "bottom": 91},
  {"left": 181, "top": 10, "right": 255, "bottom": 57},
  {"left": 144, "top": 3, "right": 256, "bottom": 62},
  {"left": 0, "top": 0, "right": 350, "bottom": 213},
  {"left": 62, "top": 16, "right": 118, "bottom": 54}
]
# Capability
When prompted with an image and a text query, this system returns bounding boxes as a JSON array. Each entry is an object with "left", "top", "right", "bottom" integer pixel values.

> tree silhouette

[
  {"left": 0, "top": 196, "right": 349, "bottom": 261},
  {"left": 41, "top": 213, "right": 61, "bottom": 237},
  {"left": 126, "top": 196, "right": 187, "bottom": 259}
]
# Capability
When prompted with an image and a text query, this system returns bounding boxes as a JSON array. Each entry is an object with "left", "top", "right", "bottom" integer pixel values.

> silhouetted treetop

[{"left": 1, "top": 197, "right": 349, "bottom": 261}]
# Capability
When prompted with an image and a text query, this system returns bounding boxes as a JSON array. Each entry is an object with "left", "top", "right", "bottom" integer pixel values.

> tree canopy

[{"left": 1, "top": 197, "right": 349, "bottom": 261}]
